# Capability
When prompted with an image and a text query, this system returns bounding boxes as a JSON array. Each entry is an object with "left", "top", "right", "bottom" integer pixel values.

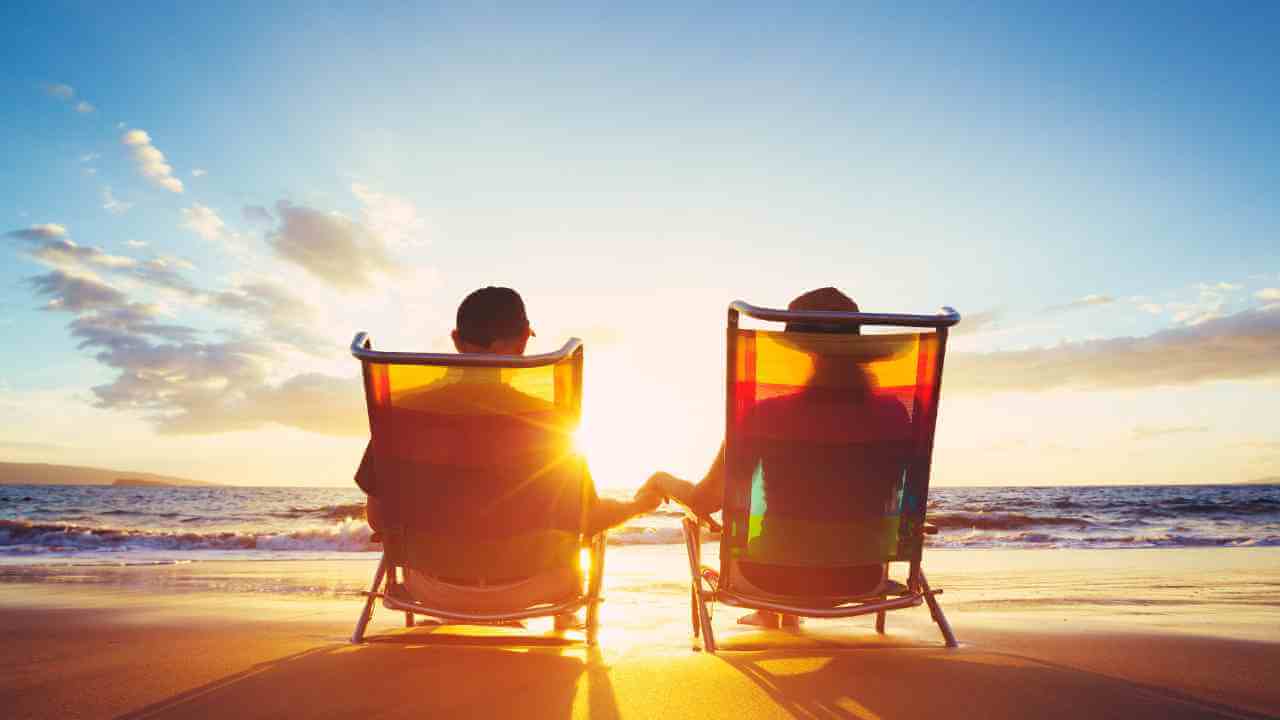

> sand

[{"left": 1, "top": 547, "right": 1277, "bottom": 719}]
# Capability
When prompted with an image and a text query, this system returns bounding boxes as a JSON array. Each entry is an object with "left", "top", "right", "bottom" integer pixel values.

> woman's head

[{"left": 785, "top": 287, "right": 861, "bottom": 335}]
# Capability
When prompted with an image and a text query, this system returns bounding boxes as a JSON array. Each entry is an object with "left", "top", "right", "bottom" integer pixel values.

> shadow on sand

[
  {"left": 117, "top": 627, "right": 620, "bottom": 720},
  {"left": 114, "top": 624, "right": 1268, "bottom": 720}
]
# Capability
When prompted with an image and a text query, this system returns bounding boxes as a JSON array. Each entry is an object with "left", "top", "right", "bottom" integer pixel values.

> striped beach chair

[
  {"left": 349, "top": 333, "right": 605, "bottom": 645},
  {"left": 683, "top": 301, "right": 960, "bottom": 652}
]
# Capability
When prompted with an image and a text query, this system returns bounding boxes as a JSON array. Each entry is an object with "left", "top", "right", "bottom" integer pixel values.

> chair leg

[
  {"left": 351, "top": 555, "right": 387, "bottom": 644},
  {"left": 875, "top": 610, "right": 886, "bottom": 634},
  {"left": 405, "top": 612, "right": 415, "bottom": 627},
  {"left": 585, "top": 533, "right": 606, "bottom": 647},
  {"left": 917, "top": 570, "right": 957, "bottom": 648},
  {"left": 682, "top": 518, "right": 716, "bottom": 653},
  {"left": 694, "top": 576, "right": 716, "bottom": 653},
  {"left": 690, "top": 585, "right": 700, "bottom": 640},
  {"left": 585, "top": 598, "right": 600, "bottom": 647}
]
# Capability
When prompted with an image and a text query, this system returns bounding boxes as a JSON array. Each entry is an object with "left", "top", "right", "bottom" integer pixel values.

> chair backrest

[
  {"left": 351, "top": 334, "right": 587, "bottom": 579},
  {"left": 718, "top": 302, "right": 958, "bottom": 594}
]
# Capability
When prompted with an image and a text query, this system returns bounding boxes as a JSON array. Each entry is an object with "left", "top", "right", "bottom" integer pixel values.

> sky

[{"left": 1, "top": 2, "right": 1278, "bottom": 487}]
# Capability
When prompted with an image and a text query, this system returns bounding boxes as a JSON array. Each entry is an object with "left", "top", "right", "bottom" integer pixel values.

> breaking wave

[
  {"left": 0, "top": 518, "right": 377, "bottom": 555},
  {"left": 1, "top": 482, "right": 1276, "bottom": 559}
]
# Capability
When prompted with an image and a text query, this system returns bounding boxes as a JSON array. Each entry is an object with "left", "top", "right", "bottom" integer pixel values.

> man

[
  {"left": 356, "top": 286, "right": 660, "bottom": 620},
  {"left": 639, "top": 287, "right": 910, "bottom": 628}
]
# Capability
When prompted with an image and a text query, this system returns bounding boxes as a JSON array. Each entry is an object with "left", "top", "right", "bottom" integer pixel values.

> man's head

[
  {"left": 785, "top": 286, "right": 861, "bottom": 335},
  {"left": 452, "top": 286, "right": 534, "bottom": 354}
]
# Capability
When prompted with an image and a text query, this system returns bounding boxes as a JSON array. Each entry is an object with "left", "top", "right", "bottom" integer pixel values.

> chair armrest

[
  {"left": 369, "top": 531, "right": 383, "bottom": 543},
  {"left": 922, "top": 523, "right": 938, "bottom": 535}
]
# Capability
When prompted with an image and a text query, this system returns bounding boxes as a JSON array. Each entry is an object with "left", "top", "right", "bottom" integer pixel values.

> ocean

[{"left": 2, "top": 483, "right": 1277, "bottom": 565}]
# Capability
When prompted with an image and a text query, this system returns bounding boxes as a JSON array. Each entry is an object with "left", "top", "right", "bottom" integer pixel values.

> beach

[{"left": 2, "top": 545, "right": 1277, "bottom": 719}]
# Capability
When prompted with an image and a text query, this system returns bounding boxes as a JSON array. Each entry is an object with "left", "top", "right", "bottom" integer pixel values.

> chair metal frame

[
  {"left": 349, "top": 333, "right": 606, "bottom": 645},
  {"left": 683, "top": 301, "right": 961, "bottom": 652}
]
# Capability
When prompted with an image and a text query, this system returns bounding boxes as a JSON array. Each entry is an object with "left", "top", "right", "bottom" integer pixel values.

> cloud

[
  {"left": 267, "top": 200, "right": 393, "bottom": 289},
  {"left": 18, "top": 258, "right": 362, "bottom": 436},
  {"left": 28, "top": 238, "right": 137, "bottom": 271},
  {"left": 1139, "top": 303, "right": 1163, "bottom": 314},
  {"left": 191, "top": 168, "right": 207, "bottom": 177},
  {"left": 43, "top": 84, "right": 95, "bottom": 113},
  {"left": 8, "top": 223, "right": 137, "bottom": 273},
  {"left": 1199, "top": 282, "right": 1242, "bottom": 293},
  {"left": 946, "top": 306, "right": 1280, "bottom": 393},
  {"left": 1258, "top": 288, "right": 1280, "bottom": 302},
  {"left": 125, "top": 240, "right": 148, "bottom": 248},
  {"left": 212, "top": 281, "right": 330, "bottom": 354},
  {"left": 1046, "top": 294, "right": 1115, "bottom": 313},
  {"left": 121, "top": 129, "right": 184, "bottom": 193},
  {"left": 8, "top": 223, "right": 204, "bottom": 302},
  {"left": 6, "top": 224, "right": 68, "bottom": 241},
  {"left": 44, "top": 83, "right": 74, "bottom": 100},
  {"left": 27, "top": 270, "right": 128, "bottom": 312},
  {"left": 79, "top": 153, "right": 100, "bottom": 164},
  {"left": 181, "top": 203, "right": 226, "bottom": 240},
  {"left": 131, "top": 257, "right": 204, "bottom": 297},
  {"left": 101, "top": 187, "right": 133, "bottom": 215},
  {"left": 1132, "top": 425, "right": 1210, "bottom": 439},
  {"left": 351, "top": 183, "right": 426, "bottom": 247},
  {"left": 242, "top": 205, "right": 274, "bottom": 224},
  {"left": 950, "top": 308, "right": 1002, "bottom": 336}
]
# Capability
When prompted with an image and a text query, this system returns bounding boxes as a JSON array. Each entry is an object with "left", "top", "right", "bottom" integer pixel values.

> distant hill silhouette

[{"left": 0, "top": 462, "right": 215, "bottom": 487}]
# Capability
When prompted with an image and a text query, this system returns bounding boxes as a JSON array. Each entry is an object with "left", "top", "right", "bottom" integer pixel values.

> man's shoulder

[{"left": 396, "top": 380, "right": 555, "bottom": 414}]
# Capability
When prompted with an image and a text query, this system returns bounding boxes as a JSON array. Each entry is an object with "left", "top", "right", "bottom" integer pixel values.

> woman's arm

[{"left": 642, "top": 442, "right": 727, "bottom": 516}]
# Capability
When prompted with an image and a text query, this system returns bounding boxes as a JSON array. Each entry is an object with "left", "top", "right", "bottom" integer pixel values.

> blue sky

[{"left": 2, "top": 2, "right": 1278, "bottom": 486}]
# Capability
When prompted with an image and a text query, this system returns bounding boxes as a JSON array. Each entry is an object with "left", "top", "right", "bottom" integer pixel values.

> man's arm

[
  {"left": 354, "top": 442, "right": 384, "bottom": 533},
  {"left": 641, "top": 442, "right": 727, "bottom": 517},
  {"left": 584, "top": 494, "right": 659, "bottom": 536}
]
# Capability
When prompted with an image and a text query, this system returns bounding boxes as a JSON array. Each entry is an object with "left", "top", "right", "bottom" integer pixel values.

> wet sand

[{"left": 1, "top": 547, "right": 1277, "bottom": 719}]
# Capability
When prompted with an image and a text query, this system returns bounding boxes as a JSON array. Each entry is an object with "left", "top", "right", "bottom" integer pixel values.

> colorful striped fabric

[
  {"left": 359, "top": 352, "right": 589, "bottom": 578},
  {"left": 724, "top": 329, "right": 943, "bottom": 570}
]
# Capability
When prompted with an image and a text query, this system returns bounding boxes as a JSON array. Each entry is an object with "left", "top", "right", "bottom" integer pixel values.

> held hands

[
  {"left": 638, "top": 471, "right": 700, "bottom": 509},
  {"left": 632, "top": 484, "right": 664, "bottom": 513},
  {"left": 632, "top": 472, "right": 672, "bottom": 513}
]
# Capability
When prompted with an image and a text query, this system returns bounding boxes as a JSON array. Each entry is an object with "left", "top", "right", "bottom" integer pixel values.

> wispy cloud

[
  {"left": 44, "top": 83, "right": 74, "bottom": 100},
  {"left": 1198, "top": 281, "right": 1242, "bottom": 293},
  {"left": 43, "top": 83, "right": 95, "bottom": 113},
  {"left": 1132, "top": 424, "right": 1210, "bottom": 439},
  {"left": 101, "top": 187, "right": 133, "bottom": 215},
  {"left": 27, "top": 269, "right": 128, "bottom": 312},
  {"left": 180, "top": 203, "right": 225, "bottom": 240},
  {"left": 1258, "top": 288, "right": 1280, "bottom": 302},
  {"left": 191, "top": 168, "right": 207, "bottom": 177},
  {"left": 947, "top": 305, "right": 1280, "bottom": 393},
  {"left": 121, "top": 129, "right": 184, "bottom": 193},
  {"left": 267, "top": 200, "right": 393, "bottom": 289},
  {"left": 6, "top": 224, "right": 68, "bottom": 241},
  {"left": 949, "top": 308, "right": 1002, "bottom": 336},
  {"left": 1045, "top": 293, "right": 1115, "bottom": 313},
  {"left": 350, "top": 183, "right": 426, "bottom": 247},
  {"left": 242, "top": 205, "right": 273, "bottom": 224},
  {"left": 28, "top": 238, "right": 137, "bottom": 271}
]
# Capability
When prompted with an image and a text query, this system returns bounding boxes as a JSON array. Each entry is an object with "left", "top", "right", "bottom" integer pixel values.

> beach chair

[
  {"left": 682, "top": 301, "right": 961, "bottom": 652},
  {"left": 349, "top": 333, "right": 605, "bottom": 645}
]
